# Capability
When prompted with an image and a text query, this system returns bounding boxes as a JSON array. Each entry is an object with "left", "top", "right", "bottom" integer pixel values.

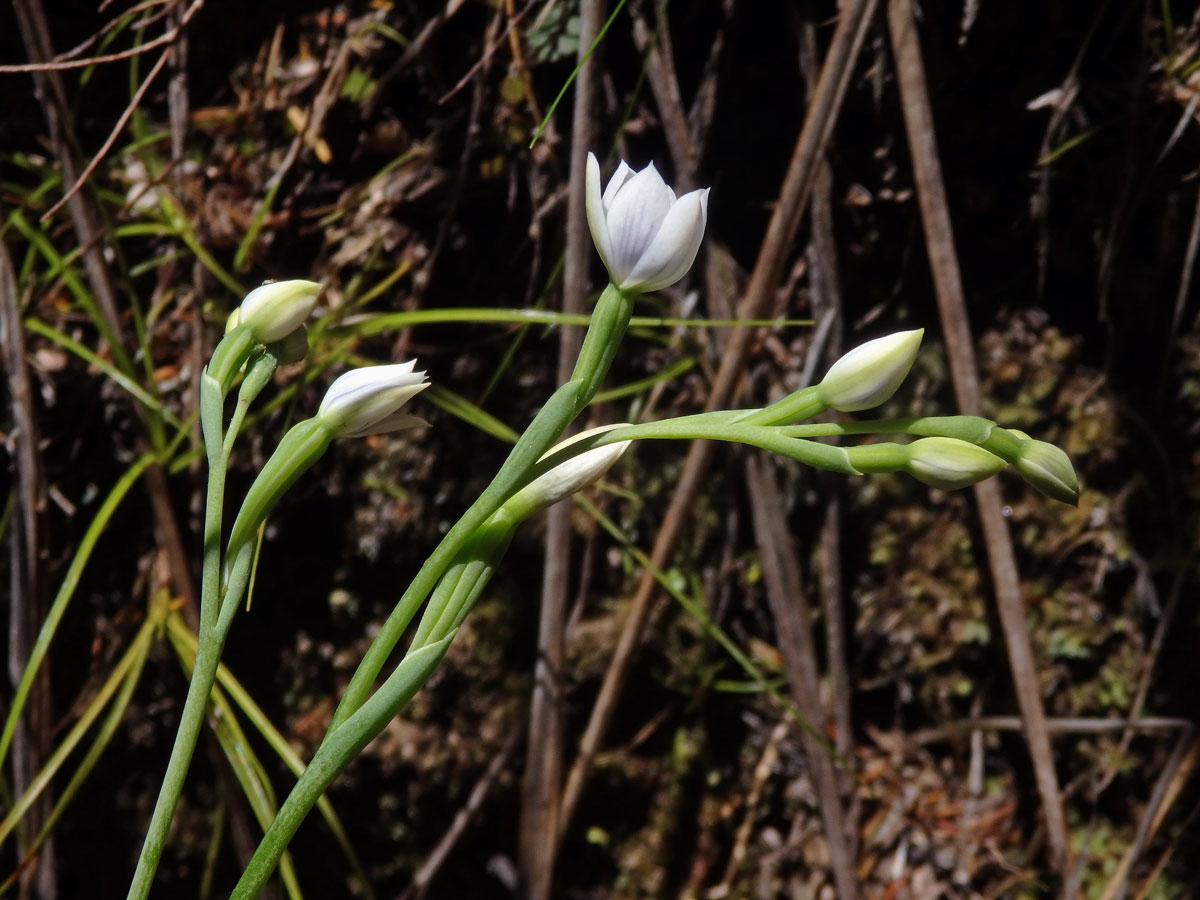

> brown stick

[
  {"left": 557, "top": 0, "right": 882, "bottom": 843},
  {"left": 886, "top": 0, "right": 1069, "bottom": 870},
  {"left": 13, "top": 0, "right": 200, "bottom": 623},
  {"left": 745, "top": 457, "right": 859, "bottom": 900},
  {"left": 1, "top": 218, "right": 57, "bottom": 900},
  {"left": 518, "top": 2, "right": 605, "bottom": 896},
  {"left": 629, "top": 0, "right": 696, "bottom": 188},
  {"left": 407, "top": 721, "right": 524, "bottom": 900}
]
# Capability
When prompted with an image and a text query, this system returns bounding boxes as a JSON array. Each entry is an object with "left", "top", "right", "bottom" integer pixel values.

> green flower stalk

[
  {"left": 321, "top": 158, "right": 712, "bottom": 742},
  {"left": 229, "top": 426, "right": 635, "bottom": 898},
  {"left": 839, "top": 436, "right": 1004, "bottom": 490},
  {"left": 127, "top": 354, "right": 425, "bottom": 900},
  {"left": 738, "top": 329, "right": 923, "bottom": 427}
]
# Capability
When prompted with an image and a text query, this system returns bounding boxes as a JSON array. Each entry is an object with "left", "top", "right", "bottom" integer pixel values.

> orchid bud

[
  {"left": 817, "top": 330, "right": 924, "bottom": 412},
  {"left": 1007, "top": 429, "right": 1079, "bottom": 505},
  {"left": 585, "top": 152, "right": 709, "bottom": 295},
  {"left": 906, "top": 437, "right": 1006, "bottom": 491},
  {"left": 239, "top": 279, "right": 322, "bottom": 343},
  {"left": 316, "top": 361, "right": 430, "bottom": 439},
  {"left": 502, "top": 424, "right": 633, "bottom": 520}
]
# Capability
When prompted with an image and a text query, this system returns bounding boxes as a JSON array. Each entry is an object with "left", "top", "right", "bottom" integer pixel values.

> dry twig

[
  {"left": 886, "top": 0, "right": 1069, "bottom": 870},
  {"left": 558, "top": 0, "right": 882, "bottom": 848},
  {"left": 518, "top": 2, "right": 606, "bottom": 897}
]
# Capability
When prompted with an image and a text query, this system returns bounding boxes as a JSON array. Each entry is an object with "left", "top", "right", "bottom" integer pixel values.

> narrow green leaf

[{"left": 0, "top": 453, "right": 155, "bottom": 774}]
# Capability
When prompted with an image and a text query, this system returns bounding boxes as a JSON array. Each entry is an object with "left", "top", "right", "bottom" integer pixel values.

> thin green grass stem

[
  {"left": 0, "top": 452, "right": 155, "bottom": 774},
  {"left": 0, "top": 619, "right": 151, "bottom": 896},
  {"left": 0, "top": 617, "right": 154, "bottom": 846}
]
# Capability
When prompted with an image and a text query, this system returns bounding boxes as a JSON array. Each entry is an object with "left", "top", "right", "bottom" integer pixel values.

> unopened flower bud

[
  {"left": 906, "top": 437, "right": 1005, "bottom": 491},
  {"left": 239, "top": 279, "right": 322, "bottom": 343},
  {"left": 586, "top": 152, "right": 709, "bottom": 295},
  {"left": 317, "top": 361, "right": 429, "bottom": 439},
  {"left": 817, "top": 329, "right": 924, "bottom": 412},
  {"left": 504, "top": 424, "right": 633, "bottom": 520},
  {"left": 1007, "top": 429, "right": 1079, "bottom": 505}
]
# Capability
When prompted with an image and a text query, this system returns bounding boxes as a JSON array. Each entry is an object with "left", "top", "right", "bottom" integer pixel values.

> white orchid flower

[
  {"left": 818, "top": 330, "right": 924, "bottom": 412},
  {"left": 317, "top": 361, "right": 430, "bottom": 439},
  {"left": 238, "top": 279, "right": 322, "bottom": 343},
  {"left": 503, "top": 424, "right": 633, "bottom": 519},
  {"left": 585, "top": 152, "right": 709, "bottom": 295}
]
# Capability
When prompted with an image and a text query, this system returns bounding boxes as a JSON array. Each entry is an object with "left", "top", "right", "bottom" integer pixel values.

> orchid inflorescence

[{"left": 128, "top": 152, "right": 1078, "bottom": 900}]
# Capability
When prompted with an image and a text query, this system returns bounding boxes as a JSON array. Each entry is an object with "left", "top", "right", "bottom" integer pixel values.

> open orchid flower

[
  {"left": 317, "top": 361, "right": 430, "bottom": 439},
  {"left": 585, "top": 152, "right": 709, "bottom": 295}
]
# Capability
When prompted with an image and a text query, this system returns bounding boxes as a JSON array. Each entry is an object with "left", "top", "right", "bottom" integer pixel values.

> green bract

[{"left": 1008, "top": 429, "right": 1080, "bottom": 506}]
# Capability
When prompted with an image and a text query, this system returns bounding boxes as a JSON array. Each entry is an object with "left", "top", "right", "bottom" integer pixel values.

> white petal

[
  {"left": 604, "top": 164, "right": 676, "bottom": 284},
  {"left": 621, "top": 187, "right": 709, "bottom": 293},
  {"left": 318, "top": 363, "right": 428, "bottom": 437},
  {"left": 585, "top": 153, "right": 615, "bottom": 277},
  {"left": 318, "top": 362, "right": 421, "bottom": 415},
  {"left": 601, "top": 160, "right": 635, "bottom": 211}
]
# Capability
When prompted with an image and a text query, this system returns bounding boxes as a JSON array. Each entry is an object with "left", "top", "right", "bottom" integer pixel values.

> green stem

[
  {"left": 734, "top": 384, "right": 826, "bottom": 425},
  {"left": 128, "top": 339, "right": 269, "bottom": 899},
  {"left": 223, "top": 350, "right": 280, "bottom": 459},
  {"left": 199, "top": 372, "right": 226, "bottom": 636},
  {"left": 225, "top": 283, "right": 634, "bottom": 895},
  {"left": 325, "top": 284, "right": 634, "bottom": 735},
  {"left": 536, "top": 420, "right": 862, "bottom": 476},
  {"left": 125, "top": 544, "right": 256, "bottom": 900},
  {"left": 411, "top": 514, "right": 515, "bottom": 650}
]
